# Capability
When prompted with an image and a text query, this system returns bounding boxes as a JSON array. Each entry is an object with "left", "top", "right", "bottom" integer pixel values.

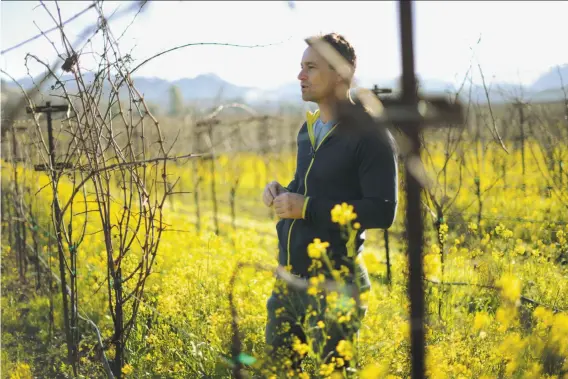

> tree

[{"left": 169, "top": 85, "right": 184, "bottom": 117}]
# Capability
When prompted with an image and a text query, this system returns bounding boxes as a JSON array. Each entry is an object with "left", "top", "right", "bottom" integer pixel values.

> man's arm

[{"left": 303, "top": 128, "right": 398, "bottom": 230}]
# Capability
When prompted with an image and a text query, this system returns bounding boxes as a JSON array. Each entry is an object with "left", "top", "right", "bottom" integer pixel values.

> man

[{"left": 262, "top": 33, "right": 398, "bottom": 375}]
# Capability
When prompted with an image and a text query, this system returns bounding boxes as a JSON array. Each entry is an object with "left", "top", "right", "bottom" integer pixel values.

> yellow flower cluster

[
  {"left": 496, "top": 306, "right": 518, "bottom": 332},
  {"left": 497, "top": 332, "right": 526, "bottom": 376},
  {"left": 307, "top": 274, "right": 326, "bottom": 296},
  {"left": 292, "top": 337, "right": 310, "bottom": 357},
  {"left": 438, "top": 223, "right": 449, "bottom": 243},
  {"left": 533, "top": 306, "right": 554, "bottom": 332},
  {"left": 336, "top": 340, "right": 354, "bottom": 361},
  {"left": 494, "top": 223, "right": 514, "bottom": 239},
  {"left": 318, "top": 363, "right": 336, "bottom": 377},
  {"left": 307, "top": 238, "right": 329, "bottom": 259},
  {"left": 473, "top": 311, "right": 491, "bottom": 331},
  {"left": 359, "top": 362, "right": 390, "bottom": 379},
  {"left": 331, "top": 202, "right": 357, "bottom": 226},
  {"left": 121, "top": 363, "right": 134, "bottom": 376},
  {"left": 333, "top": 357, "right": 345, "bottom": 368},
  {"left": 8, "top": 362, "right": 33, "bottom": 379},
  {"left": 423, "top": 253, "right": 442, "bottom": 281},
  {"left": 496, "top": 273, "right": 522, "bottom": 304}
]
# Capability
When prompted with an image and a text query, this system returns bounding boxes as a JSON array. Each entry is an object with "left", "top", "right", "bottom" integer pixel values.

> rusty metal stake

[
  {"left": 399, "top": 1, "right": 424, "bottom": 377},
  {"left": 26, "top": 101, "right": 75, "bottom": 366}
]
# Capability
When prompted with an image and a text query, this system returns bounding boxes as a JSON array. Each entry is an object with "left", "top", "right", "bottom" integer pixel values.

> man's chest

[{"left": 296, "top": 132, "right": 359, "bottom": 194}]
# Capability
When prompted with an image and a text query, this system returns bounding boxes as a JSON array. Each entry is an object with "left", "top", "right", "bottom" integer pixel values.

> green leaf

[{"left": 237, "top": 353, "right": 256, "bottom": 365}]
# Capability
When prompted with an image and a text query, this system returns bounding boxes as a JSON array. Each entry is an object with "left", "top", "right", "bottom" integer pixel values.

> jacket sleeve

[
  {"left": 285, "top": 170, "right": 299, "bottom": 193},
  {"left": 304, "top": 128, "right": 398, "bottom": 230}
]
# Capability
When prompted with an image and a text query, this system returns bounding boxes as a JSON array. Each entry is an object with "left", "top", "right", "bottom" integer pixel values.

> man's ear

[{"left": 337, "top": 74, "right": 352, "bottom": 87}]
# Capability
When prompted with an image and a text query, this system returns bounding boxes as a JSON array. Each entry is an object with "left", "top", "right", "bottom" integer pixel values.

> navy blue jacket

[{"left": 276, "top": 105, "right": 399, "bottom": 280}]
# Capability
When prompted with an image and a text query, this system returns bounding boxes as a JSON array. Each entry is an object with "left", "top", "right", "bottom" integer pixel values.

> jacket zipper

[{"left": 286, "top": 122, "right": 339, "bottom": 267}]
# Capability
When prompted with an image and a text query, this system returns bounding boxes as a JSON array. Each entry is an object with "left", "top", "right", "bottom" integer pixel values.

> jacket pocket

[{"left": 288, "top": 219, "right": 331, "bottom": 276}]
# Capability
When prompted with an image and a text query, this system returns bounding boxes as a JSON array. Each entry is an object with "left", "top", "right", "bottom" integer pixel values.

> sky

[{"left": 1, "top": 1, "right": 567, "bottom": 91}]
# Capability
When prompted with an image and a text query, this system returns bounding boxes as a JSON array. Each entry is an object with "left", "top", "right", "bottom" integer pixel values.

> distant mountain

[
  {"left": 531, "top": 64, "right": 568, "bottom": 92},
  {"left": 3, "top": 64, "right": 567, "bottom": 113},
  {"left": 2, "top": 72, "right": 256, "bottom": 109},
  {"left": 173, "top": 73, "right": 253, "bottom": 100}
]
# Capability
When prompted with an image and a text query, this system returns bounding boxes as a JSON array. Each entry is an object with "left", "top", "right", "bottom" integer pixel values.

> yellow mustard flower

[
  {"left": 121, "top": 363, "right": 134, "bottom": 376},
  {"left": 496, "top": 273, "right": 522, "bottom": 304},
  {"left": 331, "top": 202, "right": 357, "bottom": 226},
  {"left": 336, "top": 340, "right": 354, "bottom": 361},
  {"left": 308, "top": 238, "right": 329, "bottom": 259}
]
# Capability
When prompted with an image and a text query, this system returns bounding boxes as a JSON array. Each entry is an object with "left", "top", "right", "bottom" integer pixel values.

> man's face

[{"left": 297, "top": 46, "right": 338, "bottom": 103}]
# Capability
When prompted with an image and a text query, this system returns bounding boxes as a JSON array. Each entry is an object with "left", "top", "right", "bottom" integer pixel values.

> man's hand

[
  {"left": 263, "top": 181, "right": 288, "bottom": 207},
  {"left": 273, "top": 192, "right": 306, "bottom": 219}
]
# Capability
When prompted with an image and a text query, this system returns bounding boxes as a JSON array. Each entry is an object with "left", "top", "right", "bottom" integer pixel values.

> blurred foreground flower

[
  {"left": 496, "top": 273, "right": 521, "bottom": 304},
  {"left": 331, "top": 202, "right": 357, "bottom": 226}
]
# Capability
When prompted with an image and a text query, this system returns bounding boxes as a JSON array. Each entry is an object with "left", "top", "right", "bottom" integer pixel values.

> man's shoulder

[
  {"left": 341, "top": 118, "right": 398, "bottom": 158},
  {"left": 336, "top": 108, "right": 393, "bottom": 143}
]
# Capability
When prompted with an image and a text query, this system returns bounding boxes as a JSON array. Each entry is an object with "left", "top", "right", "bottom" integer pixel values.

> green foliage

[{"left": 168, "top": 85, "right": 184, "bottom": 117}]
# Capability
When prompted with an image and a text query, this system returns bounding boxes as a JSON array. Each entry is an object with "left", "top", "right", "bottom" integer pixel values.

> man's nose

[{"left": 297, "top": 69, "right": 307, "bottom": 81}]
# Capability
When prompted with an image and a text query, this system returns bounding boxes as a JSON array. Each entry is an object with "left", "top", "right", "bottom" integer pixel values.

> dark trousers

[{"left": 264, "top": 276, "right": 368, "bottom": 373}]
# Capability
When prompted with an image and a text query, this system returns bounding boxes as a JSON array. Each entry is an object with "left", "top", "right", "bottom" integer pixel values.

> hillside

[{"left": 2, "top": 64, "right": 567, "bottom": 113}]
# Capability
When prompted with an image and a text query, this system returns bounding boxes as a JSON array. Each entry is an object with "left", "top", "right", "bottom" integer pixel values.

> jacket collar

[
  {"left": 305, "top": 109, "right": 319, "bottom": 148},
  {"left": 306, "top": 108, "right": 320, "bottom": 129},
  {"left": 305, "top": 108, "right": 343, "bottom": 149}
]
